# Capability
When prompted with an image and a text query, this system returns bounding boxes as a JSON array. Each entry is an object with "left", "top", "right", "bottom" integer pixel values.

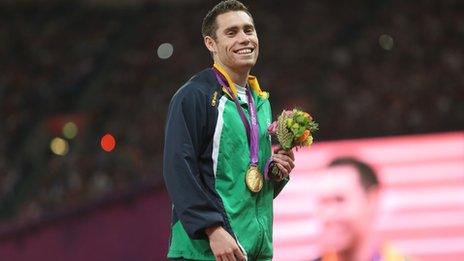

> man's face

[
  {"left": 315, "top": 166, "right": 378, "bottom": 252},
  {"left": 205, "top": 11, "right": 259, "bottom": 72}
]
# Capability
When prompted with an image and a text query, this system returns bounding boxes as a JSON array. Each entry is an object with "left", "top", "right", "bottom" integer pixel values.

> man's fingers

[
  {"left": 227, "top": 251, "right": 237, "bottom": 261},
  {"left": 233, "top": 247, "right": 246, "bottom": 261},
  {"left": 215, "top": 253, "right": 225, "bottom": 261},
  {"left": 273, "top": 158, "right": 292, "bottom": 174},
  {"left": 275, "top": 150, "right": 295, "bottom": 163},
  {"left": 217, "top": 253, "right": 230, "bottom": 261},
  {"left": 275, "top": 162, "right": 289, "bottom": 177},
  {"left": 287, "top": 149, "right": 295, "bottom": 161},
  {"left": 276, "top": 149, "right": 295, "bottom": 161},
  {"left": 273, "top": 154, "right": 295, "bottom": 170},
  {"left": 220, "top": 248, "right": 239, "bottom": 261}
]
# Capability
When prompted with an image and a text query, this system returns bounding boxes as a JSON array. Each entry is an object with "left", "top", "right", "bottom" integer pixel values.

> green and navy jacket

[{"left": 163, "top": 68, "right": 288, "bottom": 260}]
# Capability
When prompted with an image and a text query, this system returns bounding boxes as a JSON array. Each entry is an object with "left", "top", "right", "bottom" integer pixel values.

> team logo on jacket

[{"left": 211, "top": 91, "right": 218, "bottom": 107}]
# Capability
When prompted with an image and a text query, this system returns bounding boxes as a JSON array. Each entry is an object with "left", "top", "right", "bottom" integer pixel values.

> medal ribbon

[{"left": 213, "top": 67, "right": 259, "bottom": 167}]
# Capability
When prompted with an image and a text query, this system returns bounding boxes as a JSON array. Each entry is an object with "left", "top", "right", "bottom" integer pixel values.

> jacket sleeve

[
  {"left": 273, "top": 176, "right": 289, "bottom": 198},
  {"left": 163, "top": 86, "right": 224, "bottom": 240}
]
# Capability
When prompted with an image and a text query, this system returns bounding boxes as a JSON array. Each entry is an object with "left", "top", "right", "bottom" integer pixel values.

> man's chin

[
  {"left": 322, "top": 235, "right": 353, "bottom": 253},
  {"left": 231, "top": 60, "right": 257, "bottom": 71}
]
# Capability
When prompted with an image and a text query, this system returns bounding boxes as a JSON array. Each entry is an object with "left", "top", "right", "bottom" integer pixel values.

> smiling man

[{"left": 163, "top": 1, "right": 294, "bottom": 261}]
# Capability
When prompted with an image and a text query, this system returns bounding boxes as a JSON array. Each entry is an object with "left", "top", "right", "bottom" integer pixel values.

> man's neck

[{"left": 215, "top": 61, "right": 250, "bottom": 87}]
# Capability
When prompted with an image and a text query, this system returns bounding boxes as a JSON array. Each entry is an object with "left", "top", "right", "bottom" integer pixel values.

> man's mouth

[{"left": 234, "top": 47, "right": 254, "bottom": 54}]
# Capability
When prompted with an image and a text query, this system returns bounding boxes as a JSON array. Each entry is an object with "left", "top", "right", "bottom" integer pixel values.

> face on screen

[{"left": 315, "top": 166, "right": 378, "bottom": 252}]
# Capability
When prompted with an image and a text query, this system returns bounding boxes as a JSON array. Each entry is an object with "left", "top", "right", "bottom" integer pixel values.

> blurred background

[{"left": 0, "top": 0, "right": 462, "bottom": 260}]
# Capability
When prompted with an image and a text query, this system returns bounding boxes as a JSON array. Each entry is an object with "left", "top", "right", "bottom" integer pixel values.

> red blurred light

[{"left": 101, "top": 134, "right": 116, "bottom": 152}]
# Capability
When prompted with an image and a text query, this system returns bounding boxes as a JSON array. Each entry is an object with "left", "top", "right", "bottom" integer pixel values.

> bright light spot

[
  {"left": 101, "top": 134, "right": 116, "bottom": 152},
  {"left": 157, "top": 43, "right": 174, "bottom": 59},
  {"left": 62, "top": 122, "right": 78, "bottom": 139},
  {"left": 50, "top": 137, "right": 69, "bottom": 156},
  {"left": 379, "top": 34, "right": 394, "bottom": 50}
]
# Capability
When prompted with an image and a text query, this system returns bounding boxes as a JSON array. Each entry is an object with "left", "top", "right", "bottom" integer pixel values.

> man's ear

[{"left": 204, "top": 36, "right": 216, "bottom": 54}]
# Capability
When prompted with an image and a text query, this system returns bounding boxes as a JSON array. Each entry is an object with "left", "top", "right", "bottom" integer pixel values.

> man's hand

[
  {"left": 205, "top": 226, "right": 246, "bottom": 261},
  {"left": 272, "top": 147, "right": 295, "bottom": 180}
]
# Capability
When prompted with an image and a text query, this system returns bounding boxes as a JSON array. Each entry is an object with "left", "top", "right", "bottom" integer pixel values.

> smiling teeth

[{"left": 237, "top": 49, "right": 252, "bottom": 54}]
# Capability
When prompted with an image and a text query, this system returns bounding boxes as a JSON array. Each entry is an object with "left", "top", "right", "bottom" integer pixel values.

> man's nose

[
  {"left": 323, "top": 204, "right": 340, "bottom": 219},
  {"left": 236, "top": 30, "right": 250, "bottom": 44}
]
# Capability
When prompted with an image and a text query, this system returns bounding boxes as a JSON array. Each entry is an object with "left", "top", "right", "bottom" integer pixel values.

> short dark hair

[
  {"left": 328, "top": 157, "right": 380, "bottom": 192},
  {"left": 202, "top": 0, "right": 253, "bottom": 39}
]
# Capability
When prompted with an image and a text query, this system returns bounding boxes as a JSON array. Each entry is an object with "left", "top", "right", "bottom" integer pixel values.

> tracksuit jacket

[{"left": 163, "top": 68, "right": 288, "bottom": 260}]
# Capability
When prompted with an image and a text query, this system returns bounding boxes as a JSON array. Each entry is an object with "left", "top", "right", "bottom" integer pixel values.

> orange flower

[{"left": 298, "top": 129, "right": 310, "bottom": 142}]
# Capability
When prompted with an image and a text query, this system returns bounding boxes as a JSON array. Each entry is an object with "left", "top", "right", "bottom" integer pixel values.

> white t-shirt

[{"left": 235, "top": 84, "right": 248, "bottom": 104}]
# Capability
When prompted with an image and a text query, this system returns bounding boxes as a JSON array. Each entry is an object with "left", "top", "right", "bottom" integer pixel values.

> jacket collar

[{"left": 210, "top": 64, "right": 269, "bottom": 108}]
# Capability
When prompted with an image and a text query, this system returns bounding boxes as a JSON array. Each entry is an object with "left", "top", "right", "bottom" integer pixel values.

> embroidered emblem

[{"left": 211, "top": 91, "right": 218, "bottom": 107}]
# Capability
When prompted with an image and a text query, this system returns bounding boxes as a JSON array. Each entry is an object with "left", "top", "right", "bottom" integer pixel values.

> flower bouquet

[{"left": 267, "top": 109, "right": 318, "bottom": 180}]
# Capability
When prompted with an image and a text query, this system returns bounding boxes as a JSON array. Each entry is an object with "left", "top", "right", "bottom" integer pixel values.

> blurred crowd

[{"left": 0, "top": 0, "right": 462, "bottom": 225}]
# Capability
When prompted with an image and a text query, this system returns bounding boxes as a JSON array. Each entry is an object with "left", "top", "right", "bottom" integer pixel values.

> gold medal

[{"left": 246, "top": 165, "right": 263, "bottom": 193}]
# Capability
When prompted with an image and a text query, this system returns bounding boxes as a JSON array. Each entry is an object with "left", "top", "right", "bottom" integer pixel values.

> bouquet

[{"left": 266, "top": 109, "right": 318, "bottom": 180}]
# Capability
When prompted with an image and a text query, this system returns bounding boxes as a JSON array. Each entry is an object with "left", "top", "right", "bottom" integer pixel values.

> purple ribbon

[
  {"left": 213, "top": 68, "right": 259, "bottom": 167},
  {"left": 263, "top": 157, "right": 272, "bottom": 180}
]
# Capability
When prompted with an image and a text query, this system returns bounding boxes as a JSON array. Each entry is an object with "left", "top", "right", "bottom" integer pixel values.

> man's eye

[{"left": 227, "top": 31, "right": 235, "bottom": 36}]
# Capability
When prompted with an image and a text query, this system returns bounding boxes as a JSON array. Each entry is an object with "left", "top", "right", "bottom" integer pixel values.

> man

[
  {"left": 163, "top": 1, "right": 294, "bottom": 260},
  {"left": 314, "top": 157, "right": 407, "bottom": 261}
]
